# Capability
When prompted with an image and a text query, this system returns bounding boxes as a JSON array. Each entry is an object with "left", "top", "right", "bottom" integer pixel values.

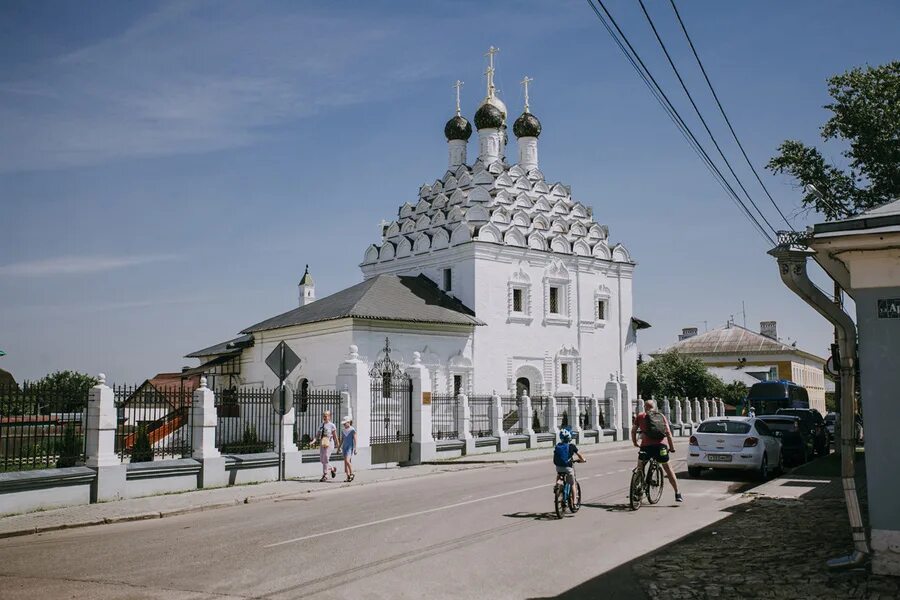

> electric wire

[
  {"left": 637, "top": 0, "right": 778, "bottom": 237},
  {"left": 668, "top": 0, "right": 795, "bottom": 231},
  {"left": 583, "top": 0, "right": 775, "bottom": 245}
]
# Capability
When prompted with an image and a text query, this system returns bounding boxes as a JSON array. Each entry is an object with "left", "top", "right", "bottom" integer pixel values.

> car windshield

[
  {"left": 760, "top": 420, "right": 796, "bottom": 431},
  {"left": 778, "top": 410, "right": 809, "bottom": 420},
  {"left": 697, "top": 421, "right": 751, "bottom": 434}
]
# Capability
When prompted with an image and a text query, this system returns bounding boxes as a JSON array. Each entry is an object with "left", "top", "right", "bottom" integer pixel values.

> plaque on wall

[{"left": 877, "top": 298, "right": 900, "bottom": 319}]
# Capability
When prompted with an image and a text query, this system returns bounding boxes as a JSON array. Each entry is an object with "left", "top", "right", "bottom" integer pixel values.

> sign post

[{"left": 266, "top": 341, "right": 301, "bottom": 480}]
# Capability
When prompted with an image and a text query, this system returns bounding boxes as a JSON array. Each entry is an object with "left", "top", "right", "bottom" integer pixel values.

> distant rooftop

[{"left": 654, "top": 323, "right": 824, "bottom": 363}]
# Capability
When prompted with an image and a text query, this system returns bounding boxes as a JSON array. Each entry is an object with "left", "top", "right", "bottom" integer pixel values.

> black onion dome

[
  {"left": 474, "top": 103, "right": 505, "bottom": 129},
  {"left": 513, "top": 112, "right": 542, "bottom": 138},
  {"left": 444, "top": 115, "right": 472, "bottom": 141}
]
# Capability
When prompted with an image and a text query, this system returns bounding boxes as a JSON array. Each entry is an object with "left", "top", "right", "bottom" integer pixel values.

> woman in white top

[{"left": 316, "top": 410, "right": 339, "bottom": 482}]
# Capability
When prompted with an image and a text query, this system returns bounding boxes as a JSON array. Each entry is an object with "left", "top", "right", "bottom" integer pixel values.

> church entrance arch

[
  {"left": 514, "top": 365, "right": 543, "bottom": 398},
  {"left": 516, "top": 377, "right": 530, "bottom": 398}
]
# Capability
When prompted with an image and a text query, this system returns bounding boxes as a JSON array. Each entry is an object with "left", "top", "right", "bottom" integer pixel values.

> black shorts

[{"left": 638, "top": 444, "right": 670, "bottom": 464}]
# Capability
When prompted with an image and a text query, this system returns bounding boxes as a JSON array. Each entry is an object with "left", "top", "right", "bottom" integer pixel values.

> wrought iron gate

[{"left": 369, "top": 339, "right": 412, "bottom": 464}]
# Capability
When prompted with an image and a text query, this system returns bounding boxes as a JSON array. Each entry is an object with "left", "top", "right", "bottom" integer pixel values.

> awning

[
  {"left": 180, "top": 350, "right": 241, "bottom": 376},
  {"left": 631, "top": 317, "right": 652, "bottom": 330}
]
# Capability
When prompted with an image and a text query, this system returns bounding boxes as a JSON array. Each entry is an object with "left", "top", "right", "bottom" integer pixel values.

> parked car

[
  {"left": 776, "top": 408, "right": 829, "bottom": 456},
  {"left": 687, "top": 417, "right": 783, "bottom": 480},
  {"left": 757, "top": 415, "right": 813, "bottom": 465}
]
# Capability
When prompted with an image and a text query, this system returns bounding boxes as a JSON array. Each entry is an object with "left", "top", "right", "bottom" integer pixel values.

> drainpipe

[{"left": 768, "top": 242, "right": 869, "bottom": 567}]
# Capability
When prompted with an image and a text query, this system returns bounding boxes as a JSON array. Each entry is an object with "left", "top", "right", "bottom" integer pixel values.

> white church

[{"left": 187, "top": 48, "right": 643, "bottom": 404}]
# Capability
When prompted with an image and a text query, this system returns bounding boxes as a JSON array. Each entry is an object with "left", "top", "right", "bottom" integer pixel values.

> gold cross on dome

[
  {"left": 452, "top": 80, "right": 464, "bottom": 116},
  {"left": 520, "top": 76, "right": 533, "bottom": 112}
]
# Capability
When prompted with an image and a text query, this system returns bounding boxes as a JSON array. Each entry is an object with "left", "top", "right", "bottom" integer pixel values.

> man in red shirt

[{"left": 632, "top": 398, "right": 683, "bottom": 502}]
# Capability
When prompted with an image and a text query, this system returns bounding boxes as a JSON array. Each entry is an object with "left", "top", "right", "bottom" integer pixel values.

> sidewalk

[{"left": 0, "top": 440, "right": 632, "bottom": 540}]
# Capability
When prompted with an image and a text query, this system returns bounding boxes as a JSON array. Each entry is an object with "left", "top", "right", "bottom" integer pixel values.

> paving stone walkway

[{"left": 635, "top": 453, "right": 899, "bottom": 600}]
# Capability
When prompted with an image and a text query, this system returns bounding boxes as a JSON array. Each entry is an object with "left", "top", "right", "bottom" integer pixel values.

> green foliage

[
  {"left": 55, "top": 423, "right": 81, "bottom": 468},
  {"left": 560, "top": 410, "right": 569, "bottom": 429},
  {"left": 767, "top": 61, "right": 900, "bottom": 220},
  {"left": 31, "top": 370, "right": 97, "bottom": 413},
  {"left": 825, "top": 391, "right": 838, "bottom": 414},
  {"left": 532, "top": 409, "right": 542, "bottom": 432},
  {"left": 131, "top": 426, "right": 153, "bottom": 463},
  {"left": 721, "top": 381, "right": 748, "bottom": 413},
  {"left": 638, "top": 350, "right": 725, "bottom": 399}
]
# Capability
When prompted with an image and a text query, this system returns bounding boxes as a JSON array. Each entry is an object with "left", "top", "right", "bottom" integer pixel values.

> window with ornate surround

[
  {"left": 543, "top": 260, "right": 572, "bottom": 326},
  {"left": 507, "top": 266, "right": 533, "bottom": 324},
  {"left": 555, "top": 346, "right": 581, "bottom": 391},
  {"left": 594, "top": 284, "right": 611, "bottom": 328}
]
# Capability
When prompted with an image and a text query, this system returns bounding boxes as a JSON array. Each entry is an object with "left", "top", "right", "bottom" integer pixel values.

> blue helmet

[{"left": 559, "top": 429, "right": 572, "bottom": 442}]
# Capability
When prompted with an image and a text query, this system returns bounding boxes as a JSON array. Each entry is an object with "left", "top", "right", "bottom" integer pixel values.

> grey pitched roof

[
  {"left": 185, "top": 334, "right": 254, "bottom": 358},
  {"left": 241, "top": 274, "right": 483, "bottom": 334},
  {"left": 653, "top": 324, "right": 824, "bottom": 362}
]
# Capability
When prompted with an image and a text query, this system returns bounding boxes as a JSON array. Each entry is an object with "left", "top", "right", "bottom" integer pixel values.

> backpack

[
  {"left": 644, "top": 411, "right": 667, "bottom": 440},
  {"left": 553, "top": 442, "right": 571, "bottom": 467}
]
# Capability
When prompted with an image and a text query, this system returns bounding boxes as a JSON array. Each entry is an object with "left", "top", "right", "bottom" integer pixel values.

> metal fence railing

[
  {"left": 530, "top": 396, "right": 549, "bottom": 433},
  {"left": 294, "top": 389, "right": 342, "bottom": 451},
  {"left": 0, "top": 383, "right": 88, "bottom": 472},
  {"left": 500, "top": 396, "right": 522, "bottom": 434},
  {"left": 468, "top": 395, "right": 493, "bottom": 438},
  {"left": 600, "top": 398, "right": 611, "bottom": 430},
  {"left": 214, "top": 387, "right": 275, "bottom": 454},
  {"left": 114, "top": 384, "right": 194, "bottom": 462},
  {"left": 576, "top": 397, "right": 593, "bottom": 431},
  {"left": 556, "top": 404, "right": 571, "bottom": 431},
  {"left": 431, "top": 394, "right": 458, "bottom": 440}
]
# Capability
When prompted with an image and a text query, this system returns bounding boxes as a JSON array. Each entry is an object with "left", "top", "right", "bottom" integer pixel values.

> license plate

[{"left": 708, "top": 454, "right": 732, "bottom": 462}]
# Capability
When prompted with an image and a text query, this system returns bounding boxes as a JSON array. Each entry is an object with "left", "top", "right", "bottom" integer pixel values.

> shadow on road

[{"left": 503, "top": 511, "right": 559, "bottom": 521}]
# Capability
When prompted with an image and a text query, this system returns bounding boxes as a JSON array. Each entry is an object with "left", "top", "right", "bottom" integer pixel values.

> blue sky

[{"left": 2, "top": 0, "right": 897, "bottom": 383}]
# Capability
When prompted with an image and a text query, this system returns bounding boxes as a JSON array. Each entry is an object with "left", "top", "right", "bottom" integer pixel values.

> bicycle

[
  {"left": 628, "top": 450, "right": 669, "bottom": 511},
  {"left": 553, "top": 459, "right": 584, "bottom": 519}
]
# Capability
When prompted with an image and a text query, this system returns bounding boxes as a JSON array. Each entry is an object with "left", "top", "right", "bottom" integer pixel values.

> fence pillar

[
  {"left": 86, "top": 374, "right": 125, "bottom": 503},
  {"left": 547, "top": 395, "right": 559, "bottom": 437},
  {"left": 693, "top": 398, "right": 702, "bottom": 424},
  {"left": 567, "top": 395, "right": 583, "bottom": 443},
  {"left": 274, "top": 391, "right": 301, "bottom": 479},
  {"left": 683, "top": 397, "right": 692, "bottom": 430},
  {"left": 340, "top": 390, "right": 353, "bottom": 423},
  {"left": 191, "top": 378, "right": 226, "bottom": 488},
  {"left": 457, "top": 394, "right": 475, "bottom": 455},
  {"left": 520, "top": 395, "right": 537, "bottom": 448},
  {"left": 700, "top": 398, "right": 709, "bottom": 422},
  {"left": 605, "top": 377, "right": 622, "bottom": 440},
  {"left": 718, "top": 398, "right": 726, "bottom": 417},
  {"left": 491, "top": 393, "right": 509, "bottom": 452},
  {"left": 406, "top": 352, "right": 435, "bottom": 464},
  {"left": 336, "top": 345, "right": 372, "bottom": 470},
  {"left": 673, "top": 397, "right": 683, "bottom": 435},
  {"left": 661, "top": 396, "right": 670, "bottom": 420}
]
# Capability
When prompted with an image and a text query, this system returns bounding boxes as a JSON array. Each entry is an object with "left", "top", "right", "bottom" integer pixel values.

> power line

[
  {"left": 637, "top": 0, "right": 778, "bottom": 237},
  {"left": 668, "top": 0, "right": 794, "bottom": 231},
  {"left": 583, "top": 0, "right": 775, "bottom": 245}
]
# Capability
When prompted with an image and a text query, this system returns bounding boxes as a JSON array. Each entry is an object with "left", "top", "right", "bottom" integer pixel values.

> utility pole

[
  {"left": 742, "top": 301, "right": 747, "bottom": 328},
  {"left": 833, "top": 281, "right": 842, "bottom": 413}
]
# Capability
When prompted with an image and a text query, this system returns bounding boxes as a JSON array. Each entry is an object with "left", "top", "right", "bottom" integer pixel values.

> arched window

[{"left": 516, "top": 377, "right": 530, "bottom": 398}]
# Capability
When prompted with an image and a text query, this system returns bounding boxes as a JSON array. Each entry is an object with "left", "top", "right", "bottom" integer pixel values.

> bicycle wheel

[
  {"left": 554, "top": 484, "right": 565, "bottom": 519},
  {"left": 568, "top": 481, "right": 582, "bottom": 513},
  {"left": 646, "top": 461, "right": 664, "bottom": 505},
  {"left": 629, "top": 469, "right": 643, "bottom": 511}
]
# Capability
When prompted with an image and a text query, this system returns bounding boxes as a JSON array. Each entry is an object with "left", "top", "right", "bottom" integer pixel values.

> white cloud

[{"left": 0, "top": 254, "right": 177, "bottom": 276}]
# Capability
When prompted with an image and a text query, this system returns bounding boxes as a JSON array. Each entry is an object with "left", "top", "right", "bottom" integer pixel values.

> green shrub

[
  {"left": 131, "top": 426, "right": 153, "bottom": 462},
  {"left": 55, "top": 423, "right": 80, "bottom": 468}
]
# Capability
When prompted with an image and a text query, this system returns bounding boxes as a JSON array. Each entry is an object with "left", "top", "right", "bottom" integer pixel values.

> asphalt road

[{"left": 0, "top": 445, "right": 763, "bottom": 600}]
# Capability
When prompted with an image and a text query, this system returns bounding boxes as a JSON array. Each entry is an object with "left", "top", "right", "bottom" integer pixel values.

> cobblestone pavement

[{"left": 635, "top": 457, "right": 899, "bottom": 600}]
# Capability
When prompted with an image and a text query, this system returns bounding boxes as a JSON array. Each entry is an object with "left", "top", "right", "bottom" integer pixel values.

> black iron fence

[
  {"left": 294, "top": 389, "right": 342, "bottom": 451},
  {"left": 113, "top": 384, "right": 193, "bottom": 462},
  {"left": 214, "top": 387, "right": 275, "bottom": 454},
  {"left": 556, "top": 402, "right": 571, "bottom": 431},
  {"left": 576, "top": 397, "right": 593, "bottom": 431},
  {"left": 0, "top": 383, "right": 88, "bottom": 472},
  {"left": 431, "top": 394, "right": 458, "bottom": 440},
  {"left": 530, "top": 396, "right": 549, "bottom": 433},
  {"left": 468, "top": 395, "right": 493, "bottom": 438},
  {"left": 500, "top": 396, "right": 522, "bottom": 434},
  {"left": 600, "top": 398, "right": 611, "bottom": 430}
]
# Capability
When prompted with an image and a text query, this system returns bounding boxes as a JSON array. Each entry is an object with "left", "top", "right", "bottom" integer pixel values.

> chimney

[
  {"left": 678, "top": 327, "right": 698, "bottom": 341},
  {"left": 760, "top": 321, "right": 777, "bottom": 339}
]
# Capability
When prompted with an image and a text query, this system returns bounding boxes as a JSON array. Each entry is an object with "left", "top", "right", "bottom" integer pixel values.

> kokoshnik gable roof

[
  {"left": 241, "top": 274, "right": 484, "bottom": 334},
  {"left": 654, "top": 324, "right": 824, "bottom": 362}
]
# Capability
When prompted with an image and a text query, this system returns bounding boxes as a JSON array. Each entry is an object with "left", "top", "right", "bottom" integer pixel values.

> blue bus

[{"left": 745, "top": 380, "right": 810, "bottom": 415}]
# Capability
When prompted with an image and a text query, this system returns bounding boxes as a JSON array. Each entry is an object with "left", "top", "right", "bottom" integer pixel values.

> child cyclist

[{"left": 554, "top": 429, "right": 586, "bottom": 487}]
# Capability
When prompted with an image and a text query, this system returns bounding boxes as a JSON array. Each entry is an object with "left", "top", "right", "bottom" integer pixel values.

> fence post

[
  {"left": 336, "top": 345, "right": 372, "bottom": 470},
  {"left": 718, "top": 398, "right": 726, "bottom": 417},
  {"left": 567, "top": 395, "right": 583, "bottom": 443},
  {"left": 191, "top": 377, "right": 226, "bottom": 488},
  {"left": 406, "top": 352, "right": 435, "bottom": 464},
  {"left": 547, "top": 395, "right": 559, "bottom": 437},
  {"left": 491, "top": 393, "right": 508, "bottom": 452},
  {"left": 340, "top": 390, "right": 353, "bottom": 423},
  {"left": 682, "top": 397, "right": 692, "bottom": 431},
  {"left": 86, "top": 374, "right": 125, "bottom": 503},
  {"left": 604, "top": 376, "right": 622, "bottom": 441},
  {"left": 673, "top": 397, "right": 683, "bottom": 435},
  {"left": 276, "top": 391, "right": 301, "bottom": 479},
  {"left": 693, "top": 398, "right": 702, "bottom": 424},
  {"left": 590, "top": 394, "right": 601, "bottom": 438},
  {"left": 457, "top": 393, "right": 475, "bottom": 455},
  {"left": 700, "top": 397, "right": 709, "bottom": 422},
  {"left": 521, "top": 395, "right": 537, "bottom": 447}
]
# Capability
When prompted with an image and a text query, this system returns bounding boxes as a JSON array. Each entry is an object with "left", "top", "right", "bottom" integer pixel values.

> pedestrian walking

[
  {"left": 340, "top": 415, "right": 358, "bottom": 482},
  {"left": 316, "top": 410, "right": 339, "bottom": 482}
]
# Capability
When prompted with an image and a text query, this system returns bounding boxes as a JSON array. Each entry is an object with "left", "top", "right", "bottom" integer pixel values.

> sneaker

[
  {"left": 319, "top": 475, "right": 328, "bottom": 482},
  {"left": 675, "top": 493, "right": 684, "bottom": 503}
]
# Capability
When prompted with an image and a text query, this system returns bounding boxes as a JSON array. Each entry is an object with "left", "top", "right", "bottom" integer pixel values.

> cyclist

[
  {"left": 554, "top": 429, "right": 586, "bottom": 487},
  {"left": 632, "top": 399, "right": 683, "bottom": 503}
]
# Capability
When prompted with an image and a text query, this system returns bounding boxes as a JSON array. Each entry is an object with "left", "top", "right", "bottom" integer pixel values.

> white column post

[
  {"left": 718, "top": 398, "right": 726, "bottom": 417},
  {"left": 683, "top": 397, "right": 692, "bottom": 431},
  {"left": 701, "top": 397, "right": 709, "bottom": 422},
  {"left": 674, "top": 397, "right": 683, "bottom": 435},
  {"left": 406, "top": 352, "right": 435, "bottom": 464},
  {"left": 336, "top": 345, "right": 372, "bottom": 470},
  {"left": 567, "top": 395, "right": 583, "bottom": 442},
  {"left": 693, "top": 398, "right": 702, "bottom": 424},
  {"left": 661, "top": 396, "right": 671, "bottom": 420},
  {"left": 457, "top": 393, "right": 475, "bottom": 455},
  {"left": 520, "top": 395, "right": 537, "bottom": 448},
  {"left": 86, "top": 374, "right": 125, "bottom": 502},
  {"left": 191, "top": 377, "right": 226, "bottom": 487},
  {"left": 491, "top": 393, "right": 509, "bottom": 452},
  {"left": 274, "top": 388, "right": 301, "bottom": 479},
  {"left": 547, "top": 395, "right": 559, "bottom": 437},
  {"left": 605, "top": 377, "right": 622, "bottom": 440}
]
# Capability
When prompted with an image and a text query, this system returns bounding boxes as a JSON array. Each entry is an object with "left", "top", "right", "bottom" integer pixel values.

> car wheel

[
  {"left": 757, "top": 454, "right": 769, "bottom": 481},
  {"left": 688, "top": 466, "right": 702, "bottom": 478}
]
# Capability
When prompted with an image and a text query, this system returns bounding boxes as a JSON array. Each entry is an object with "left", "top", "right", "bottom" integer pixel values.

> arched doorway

[{"left": 516, "top": 377, "right": 530, "bottom": 398}]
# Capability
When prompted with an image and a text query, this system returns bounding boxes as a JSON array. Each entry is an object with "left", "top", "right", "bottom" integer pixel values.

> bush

[
  {"left": 55, "top": 423, "right": 81, "bottom": 468},
  {"left": 131, "top": 426, "right": 153, "bottom": 463},
  {"left": 532, "top": 410, "right": 542, "bottom": 431}
]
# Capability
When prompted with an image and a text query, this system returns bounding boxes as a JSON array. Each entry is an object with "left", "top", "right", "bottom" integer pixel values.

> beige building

[{"left": 652, "top": 321, "right": 826, "bottom": 413}]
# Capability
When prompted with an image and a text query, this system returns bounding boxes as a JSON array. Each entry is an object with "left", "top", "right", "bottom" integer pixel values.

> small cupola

[
  {"left": 514, "top": 76, "right": 541, "bottom": 169},
  {"left": 298, "top": 265, "right": 315, "bottom": 307},
  {"left": 445, "top": 80, "right": 472, "bottom": 168},
  {"left": 475, "top": 46, "right": 507, "bottom": 165}
]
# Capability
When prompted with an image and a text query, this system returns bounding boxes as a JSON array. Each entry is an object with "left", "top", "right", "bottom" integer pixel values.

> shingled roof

[
  {"left": 241, "top": 274, "right": 483, "bottom": 334},
  {"left": 654, "top": 324, "right": 824, "bottom": 362}
]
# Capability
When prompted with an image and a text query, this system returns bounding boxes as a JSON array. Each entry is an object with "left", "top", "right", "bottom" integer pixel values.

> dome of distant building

[
  {"left": 513, "top": 111, "right": 541, "bottom": 138},
  {"left": 444, "top": 115, "right": 472, "bottom": 141}
]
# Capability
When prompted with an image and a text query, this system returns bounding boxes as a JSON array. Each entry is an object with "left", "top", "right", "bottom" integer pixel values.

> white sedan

[{"left": 687, "top": 416, "right": 783, "bottom": 480}]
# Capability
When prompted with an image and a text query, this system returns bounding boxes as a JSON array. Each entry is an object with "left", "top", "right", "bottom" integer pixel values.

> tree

[
  {"left": 721, "top": 381, "right": 748, "bottom": 413},
  {"left": 31, "top": 370, "right": 97, "bottom": 413},
  {"left": 131, "top": 426, "right": 153, "bottom": 463},
  {"left": 767, "top": 61, "right": 900, "bottom": 220},
  {"left": 638, "top": 351, "right": 724, "bottom": 399}
]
